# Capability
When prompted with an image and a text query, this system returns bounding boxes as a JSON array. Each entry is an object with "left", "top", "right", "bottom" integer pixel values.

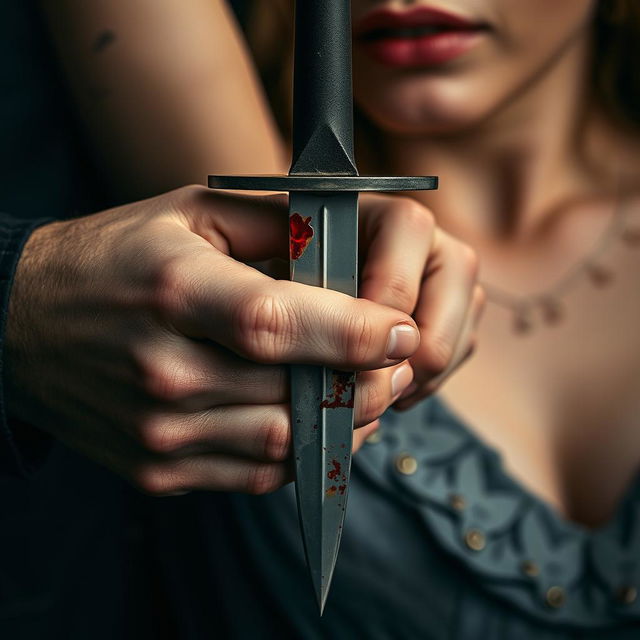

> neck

[{"left": 377, "top": 30, "right": 616, "bottom": 245}]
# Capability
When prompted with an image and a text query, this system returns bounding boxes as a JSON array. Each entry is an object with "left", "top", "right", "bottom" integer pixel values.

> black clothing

[
  {"left": 0, "top": 4, "right": 165, "bottom": 639},
  {"left": 2, "top": 2, "right": 639, "bottom": 639}
]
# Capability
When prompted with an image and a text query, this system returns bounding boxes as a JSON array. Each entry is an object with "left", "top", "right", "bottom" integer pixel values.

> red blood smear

[
  {"left": 326, "top": 486, "right": 337, "bottom": 497},
  {"left": 320, "top": 372, "right": 355, "bottom": 409},
  {"left": 328, "top": 459, "right": 342, "bottom": 480},
  {"left": 338, "top": 485, "right": 346, "bottom": 495},
  {"left": 290, "top": 213, "right": 314, "bottom": 260}
]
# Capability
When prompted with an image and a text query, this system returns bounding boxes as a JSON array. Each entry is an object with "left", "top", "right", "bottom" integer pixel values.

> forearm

[
  {"left": 0, "top": 214, "right": 54, "bottom": 477},
  {"left": 39, "top": 0, "right": 287, "bottom": 201}
]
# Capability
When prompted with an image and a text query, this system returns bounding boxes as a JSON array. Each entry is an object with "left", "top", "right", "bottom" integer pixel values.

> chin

[{"left": 355, "top": 77, "right": 493, "bottom": 137}]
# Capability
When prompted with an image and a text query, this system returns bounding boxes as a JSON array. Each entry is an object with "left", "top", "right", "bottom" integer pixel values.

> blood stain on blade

[
  {"left": 327, "top": 459, "right": 341, "bottom": 480},
  {"left": 289, "top": 213, "right": 314, "bottom": 260},
  {"left": 320, "top": 372, "right": 355, "bottom": 409}
]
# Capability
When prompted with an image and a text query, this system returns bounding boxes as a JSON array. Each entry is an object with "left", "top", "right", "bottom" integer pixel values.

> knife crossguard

[{"left": 208, "top": 0, "right": 437, "bottom": 614}]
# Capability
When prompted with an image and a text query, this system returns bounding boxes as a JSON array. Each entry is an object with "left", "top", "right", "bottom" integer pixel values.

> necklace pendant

[
  {"left": 513, "top": 307, "right": 533, "bottom": 335},
  {"left": 586, "top": 263, "right": 614, "bottom": 287},
  {"left": 539, "top": 297, "right": 563, "bottom": 325}
]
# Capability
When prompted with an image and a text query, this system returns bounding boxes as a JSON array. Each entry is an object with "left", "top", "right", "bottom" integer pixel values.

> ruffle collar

[{"left": 356, "top": 396, "right": 640, "bottom": 628}]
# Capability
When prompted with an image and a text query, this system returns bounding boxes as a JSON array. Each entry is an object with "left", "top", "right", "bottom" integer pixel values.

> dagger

[{"left": 209, "top": 0, "right": 437, "bottom": 614}]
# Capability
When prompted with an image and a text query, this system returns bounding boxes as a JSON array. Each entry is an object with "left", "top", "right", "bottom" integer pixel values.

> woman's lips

[{"left": 354, "top": 6, "right": 488, "bottom": 67}]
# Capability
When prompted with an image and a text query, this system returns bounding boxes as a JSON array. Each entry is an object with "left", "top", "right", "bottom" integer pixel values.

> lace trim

[{"left": 356, "top": 397, "right": 640, "bottom": 628}]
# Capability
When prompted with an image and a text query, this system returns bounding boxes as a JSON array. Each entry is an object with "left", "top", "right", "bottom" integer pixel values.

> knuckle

[
  {"left": 140, "top": 359, "right": 195, "bottom": 403},
  {"left": 360, "top": 379, "right": 389, "bottom": 424},
  {"left": 151, "top": 255, "right": 192, "bottom": 318},
  {"left": 458, "top": 243, "right": 480, "bottom": 280},
  {"left": 174, "top": 184, "right": 206, "bottom": 208},
  {"left": 137, "top": 415, "right": 190, "bottom": 455},
  {"left": 474, "top": 285, "right": 487, "bottom": 314},
  {"left": 343, "top": 311, "right": 376, "bottom": 365},
  {"left": 380, "top": 273, "right": 416, "bottom": 311},
  {"left": 360, "top": 270, "right": 414, "bottom": 312},
  {"left": 234, "top": 290, "right": 293, "bottom": 363},
  {"left": 132, "top": 463, "right": 180, "bottom": 496},
  {"left": 393, "top": 197, "right": 435, "bottom": 230},
  {"left": 421, "top": 333, "right": 454, "bottom": 376},
  {"left": 245, "top": 464, "right": 283, "bottom": 495},
  {"left": 258, "top": 418, "right": 290, "bottom": 462}
]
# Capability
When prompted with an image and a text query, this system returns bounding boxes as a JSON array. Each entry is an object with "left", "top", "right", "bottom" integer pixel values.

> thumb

[{"left": 178, "top": 187, "right": 289, "bottom": 262}]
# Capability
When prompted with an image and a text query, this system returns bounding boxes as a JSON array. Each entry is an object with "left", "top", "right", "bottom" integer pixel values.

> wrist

[{"left": 0, "top": 217, "right": 57, "bottom": 476}]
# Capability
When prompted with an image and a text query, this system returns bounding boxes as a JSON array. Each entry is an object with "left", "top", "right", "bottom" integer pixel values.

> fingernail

[
  {"left": 391, "top": 363, "right": 414, "bottom": 400},
  {"left": 386, "top": 324, "right": 420, "bottom": 360}
]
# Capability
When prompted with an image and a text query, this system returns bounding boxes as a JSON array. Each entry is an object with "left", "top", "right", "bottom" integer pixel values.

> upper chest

[{"left": 438, "top": 207, "right": 640, "bottom": 526}]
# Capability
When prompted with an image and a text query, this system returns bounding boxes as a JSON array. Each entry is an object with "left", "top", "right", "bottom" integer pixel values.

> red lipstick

[{"left": 354, "top": 6, "right": 487, "bottom": 68}]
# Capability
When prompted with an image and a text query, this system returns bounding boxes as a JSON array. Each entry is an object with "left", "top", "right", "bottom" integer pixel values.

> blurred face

[{"left": 351, "top": 0, "right": 597, "bottom": 135}]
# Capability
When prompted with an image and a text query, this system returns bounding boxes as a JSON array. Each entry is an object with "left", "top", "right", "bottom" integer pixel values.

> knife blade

[{"left": 289, "top": 193, "right": 358, "bottom": 613}]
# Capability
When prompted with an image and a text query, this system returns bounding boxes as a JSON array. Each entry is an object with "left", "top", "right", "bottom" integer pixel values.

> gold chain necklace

[{"left": 480, "top": 195, "right": 640, "bottom": 335}]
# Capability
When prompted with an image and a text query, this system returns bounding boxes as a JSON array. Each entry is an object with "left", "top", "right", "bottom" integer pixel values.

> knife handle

[{"left": 291, "top": 0, "right": 357, "bottom": 176}]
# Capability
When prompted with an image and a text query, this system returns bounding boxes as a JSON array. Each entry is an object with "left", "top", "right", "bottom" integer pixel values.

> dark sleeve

[{"left": 0, "top": 213, "right": 55, "bottom": 477}]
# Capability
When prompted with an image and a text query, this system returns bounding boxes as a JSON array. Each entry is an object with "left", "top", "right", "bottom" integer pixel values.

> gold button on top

[
  {"left": 521, "top": 560, "right": 540, "bottom": 577},
  {"left": 464, "top": 528, "right": 486, "bottom": 552},
  {"left": 395, "top": 453, "right": 418, "bottom": 475},
  {"left": 365, "top": 430, "right": 382, "bottom": 444},
  {"left": 545, "top": 586, "right": 566, "bottom": 609},
  {"left": 449, "top": 493, "right": 466, "bottom": 511},
  {"left": 616, "top": 585, "right": 638, "bottom": 605}
]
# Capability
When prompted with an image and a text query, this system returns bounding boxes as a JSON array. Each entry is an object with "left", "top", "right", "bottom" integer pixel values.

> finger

[
  {"left": 418, "top": 283, "right": 484, "bottom": 392},
  {"left": 409, "top": 229, "right": 479, "bottom": 383},
  {"left": 354, "top": 361, "right": 414, "bottom": 426},
  {"left": 353, "top": 420, "right": 381, "bottom": 452},
  {"left": 131, "top": 453, "right": 293, "bottom": 496},
  {"left": 177, "top": 187, "right": 290, "bottom": 262},
  {"left": 51, "top": 399, "right": 295, "bottom": 497},
  {"left": 134, "top": 404, "right": 291, "bottom": 461},
  {"left": 395, "top": 284, "right": 485, "bottom": 410},
  {"left": 135, "top": 338, "right": 289, "bottom": 409},
  {"left": 423, "top": 283, "right": 485, "bottom": 390},
  {"left": 359, "top": 195, "right": 435, "bottom": 314},
  {"left": 144, "top": 419, "right": 385, "bottom": 496},
  {"left": 134, "top": 361, "right": 414, "bottom": 459},
  {"left": 168, "top": 255, "right": 420, "bottom": 370}
]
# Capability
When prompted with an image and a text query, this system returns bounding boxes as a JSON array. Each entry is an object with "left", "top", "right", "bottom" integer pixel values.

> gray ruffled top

[
  {"left": 186, "top": 396, "right": 640, "bottom": 639},
  {"left": 358, "top": 397, "right": 640, "bottom": 629}
]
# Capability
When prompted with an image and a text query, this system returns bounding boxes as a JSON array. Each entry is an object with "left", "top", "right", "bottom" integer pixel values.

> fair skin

[
  {"left": 7, "top": 1, "right": 482, "bottom": 495},
  {"left": 7, "top": 186, "right": 481, "bottom": 494},
  {"left": 36, "top": 0, "right": 638, "bottom": 525},
  {"left": 38, "top": 0, "right": 288, "bottom": 201},
  {"left": 352, "top": 0, "right": 640, "bottom": 526}
]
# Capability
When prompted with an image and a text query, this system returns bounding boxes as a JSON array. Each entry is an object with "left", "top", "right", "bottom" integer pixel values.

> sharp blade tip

[
  {"left": 308, "top": 568, "right": 331, "bottom": 615},
  {"left": 317, "top": 584, "right": 330, "bottom": 616}
]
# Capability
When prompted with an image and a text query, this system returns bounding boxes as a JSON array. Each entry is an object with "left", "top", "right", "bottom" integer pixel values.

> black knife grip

[{"left": 290, "top": 0, "right": 357, "bottom": 176}]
